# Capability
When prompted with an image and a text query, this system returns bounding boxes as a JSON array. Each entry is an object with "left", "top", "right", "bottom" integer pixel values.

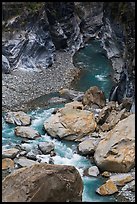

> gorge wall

[{"left": 2, "top": 2, "right": 135, "bottom": 108}]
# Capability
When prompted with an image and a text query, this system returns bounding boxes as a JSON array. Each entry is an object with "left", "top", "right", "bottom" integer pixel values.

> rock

[
  {"left": 82, "top": 86, "right": 106, "bottom": 108},
  {"left": 38, "top": 142, "right": 55, "bottom": 154},
  {"left": 77, "top": 139, "right": 96, "bottom": 156},
  {"left": 121, "top": 180, "right": 135, "bottom": 192},
  {"left": 4, "top": 111, "right": 31, "bottom": 126},
  {"left": 2, "top": 55, "right": 10, "bottom": 74},
  {"left": 26, "top": 149, "right": 42, "bottom": 160},
  {"left": 59, "top": 88, "right": 84, "bottom": 101},
  {"left": 110, "top": 173, "right": 134, "bottom": 186},
  {"left": 84, "top": 166, "right": 100, "bottom": 177},
  {"left": 96, "top": 103, "right": 114, "bottom": 125},
  {"left": 2, "top": 163, "right": 83, "bottom": 202},
  {"left": 94, "top": 114, "right": 135, "bottom": 172},
  {"left": 119, "top": 97, "right": 132, "bottom": 111},
  {"left": 101, "top": 171, "right": 111, "bottom": 178},
  {"left": 100, "top": 108, "right": 130, "bottom": 131},
  {"left": 15, "top": 157, "right": 39, "bottom": 168},
  {"left": 96, "top": 179, "right": 118, "bottom": 195},
  {"left": 15, "top": 126, "right": 41, "bottom": 139},
  {"left": 47, "top": 97, "right": 67, "bottom": 105},
  {"left": 2, "top": 148, "right": 20, "bottom": 159},
  {"left": 44, "top": 101, "right": 97, "bottom": 141},
  {"left": 2, "top": 158, "right": 14, "bottom": 170}
]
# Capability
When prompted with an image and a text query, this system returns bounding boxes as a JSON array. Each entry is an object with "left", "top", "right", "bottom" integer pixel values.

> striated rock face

[
  {"left": 94, "top": 114, "right": 135, "bottom": 173},
  {"left": 82, "top": 86, "right": 106, "bottom": 108},
  {"left": 44, "top": 101, "right": 97, "bottom": 141},
  {"left": 2, "top": 55, "right": 10, "bottom": 74},
  {"left": 4, "top": 111, "right": 31, "bottom": 126},
  {"left": 2, "top": 163, "right": 83, "bottom": 202},
  {"left": 15, "top": 126, "right": 41, "bottom": 139}
]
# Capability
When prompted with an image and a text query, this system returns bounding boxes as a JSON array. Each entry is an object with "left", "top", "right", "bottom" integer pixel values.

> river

[{"left": 2, "top": 39, "right": 116, "bottom": 202}]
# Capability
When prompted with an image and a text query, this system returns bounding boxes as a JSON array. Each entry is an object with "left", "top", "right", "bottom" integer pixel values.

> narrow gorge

[{"left": 2, "top": 2, "right": 135, "bottom": 202}]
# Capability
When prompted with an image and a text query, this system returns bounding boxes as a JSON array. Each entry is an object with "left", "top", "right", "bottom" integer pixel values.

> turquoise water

[
  {"left": 73, "top": 39, "right": 116, "bottom": 99},
  {"left": 2, "top": 106, "right": 115, "bottom": 202}
]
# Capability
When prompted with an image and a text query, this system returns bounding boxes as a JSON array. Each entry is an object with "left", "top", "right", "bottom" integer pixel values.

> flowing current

[{"left": 2, "top": 39, "right": 116, "bottom": 202}]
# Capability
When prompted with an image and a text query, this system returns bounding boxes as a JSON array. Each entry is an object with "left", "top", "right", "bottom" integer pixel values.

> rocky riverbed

[{"left": 2, "top": 51, "right": 79, "bottom": 112}]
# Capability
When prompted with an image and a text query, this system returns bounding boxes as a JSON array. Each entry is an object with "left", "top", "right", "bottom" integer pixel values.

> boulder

[
  {"left": 94, "top": 114, "right": 135, "bottom": 172},
  {"left": 82, "top": 86, "right": 106, "bottom": 108},
  {"left": 44, "top": 101, "right": 97, "bottom": 141},
  {"left": 96, "top": 179, "right": 118, "bottom": 195},
  {"left": 2, "top": 163, "right": 83, "bottom": 202},
  {"left": 110, "top": 173, "right": 134, "bottom": 186},
  {"left": 15, "top": 126, "right": 41, "bottom": 139},
  {"left": 2, "top": 148, "right": 20, "bottom": 159},
  {"left": 4, "top": 111, "right": 31, "bottom": 126},
  {"left": 38, "top": 142, "right": 55, "bottom": 154},
  {"left": 84, "top": 166, "right": 100, "bottom": 177},
  {"left": 77, "top": 139, "right": 96, "bottom": 156},
  {"left": 2, "top": 158, "right": 14, "bottom": 170}
]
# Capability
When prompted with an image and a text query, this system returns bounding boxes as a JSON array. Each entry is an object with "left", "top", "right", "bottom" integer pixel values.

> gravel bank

[{"left": 2, "top": 51, "right": 79, "bottom": 112}]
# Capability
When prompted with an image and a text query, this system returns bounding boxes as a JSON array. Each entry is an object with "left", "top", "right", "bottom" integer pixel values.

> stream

[{"left": 2, "top": 39, "right": 116, "bottom": 202}]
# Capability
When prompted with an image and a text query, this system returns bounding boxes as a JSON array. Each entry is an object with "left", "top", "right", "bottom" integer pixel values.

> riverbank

[{"left": 2, "top": 51, "right": 79, "bottom": 112}]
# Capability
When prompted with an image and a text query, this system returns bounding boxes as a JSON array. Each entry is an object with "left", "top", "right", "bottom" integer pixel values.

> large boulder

[
  {"left": 44, "top": 101, "right": 97, "bottom": 141},
  {"left": 2, "top": 163, "right": 83, "bottom": 202},
  {"left": 94, "top": 114, "right": 135, "bottom": 173},
  {"left": 82, "top": 86, "right": 106, "bottom": 108},
  {"left": 4, "top": 111, "right": 31, "bottom": 126},
  {"left": 15, "top": 126, "right": 41, "bottom": 139}
]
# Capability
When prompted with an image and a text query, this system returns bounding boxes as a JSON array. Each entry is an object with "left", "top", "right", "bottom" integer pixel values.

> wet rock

[
  {"left": 15, "top": 126, "right": 41, "bottom": 139},
  {"left": 94, "top": 114, "right": 135, "bottom": 173},
  {"left": 4, "top": 111, "right": 31, "bottom": 126},
  {"left": 2, "top": 158, "right": 14, "bottom": 170},
  {"left": 96, "top": 179, "right": 118, "bottom": 195},
  {"left": 110, "top": 173, "right": 134, "bottom": 186},
  {"left": 15, "top": 157, "right": 39, "bottom": 168},
  {"left": 77, "top": 139, "right": 96, "bottom": 156},
  {"left": 2, "top": 163, "right": 83, "bottom": 202},
  {"left": 44, "top": 101, "right": 97, "bottom": 141},
  {"left": 2, "top": 148, "right": 20, "bottom": 159},
  {"left": 38, "top": 142, "right": 55, "bottom": 155},
  {"left": 82, "top": 86, "right": 106, "bottom": 108}
]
